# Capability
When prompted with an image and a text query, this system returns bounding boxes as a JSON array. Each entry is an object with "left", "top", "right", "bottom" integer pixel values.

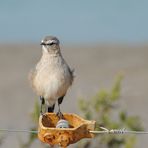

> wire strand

[{"left": 0, "top": 129, "right": 38, "bottom": 134}]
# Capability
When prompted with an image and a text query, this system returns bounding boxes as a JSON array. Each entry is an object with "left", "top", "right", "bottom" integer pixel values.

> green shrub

[{"left": 77, "top": 75, "right": 143, "bottom": 148}]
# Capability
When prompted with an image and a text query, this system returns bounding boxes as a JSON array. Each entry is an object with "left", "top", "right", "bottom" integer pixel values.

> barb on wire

[{"left": 90, "top": 127, "right": 148, "bottom": 135}]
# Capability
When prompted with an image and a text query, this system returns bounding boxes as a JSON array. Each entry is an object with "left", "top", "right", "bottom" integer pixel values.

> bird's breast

[{"left": 33, "top": 60, "right": 71, "bottom": 100}]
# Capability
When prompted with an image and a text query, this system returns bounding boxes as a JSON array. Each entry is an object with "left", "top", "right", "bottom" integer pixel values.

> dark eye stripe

[{"left": 40, "top": 42, "right": 56, "bottom": 46}]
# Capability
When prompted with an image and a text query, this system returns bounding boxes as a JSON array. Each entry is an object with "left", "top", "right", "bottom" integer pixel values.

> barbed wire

[{"left": 0, "top": 127, "right": 148, "bottom": 135}]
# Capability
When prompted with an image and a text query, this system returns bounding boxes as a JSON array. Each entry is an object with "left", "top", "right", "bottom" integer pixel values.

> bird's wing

[{"left": 68, "top": 66, "right": 75, "bottom": 85}]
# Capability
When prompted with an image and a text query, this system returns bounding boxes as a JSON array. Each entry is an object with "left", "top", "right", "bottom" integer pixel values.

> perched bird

[{"left": 30, "top": 36, "right": 74, "bottom": 117}]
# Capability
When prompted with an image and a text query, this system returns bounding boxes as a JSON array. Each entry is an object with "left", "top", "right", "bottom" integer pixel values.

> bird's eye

[{"left": 47, "top": 42, "right": 55, "bottom": 46}]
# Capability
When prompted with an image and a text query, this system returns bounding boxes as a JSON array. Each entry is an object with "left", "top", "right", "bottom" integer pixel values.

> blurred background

[{"left": 0, "top": 0, "right": 148, "bottom": 148}]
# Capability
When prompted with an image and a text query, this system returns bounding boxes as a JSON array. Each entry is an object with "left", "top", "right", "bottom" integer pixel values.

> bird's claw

[{"left": 56, "top": 111, "right": 64, "bottom": 119}]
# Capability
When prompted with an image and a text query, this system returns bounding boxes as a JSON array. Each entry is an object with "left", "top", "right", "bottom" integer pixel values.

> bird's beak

[{"left": 40, "top": 42, "right": 47, "bottom": 45}]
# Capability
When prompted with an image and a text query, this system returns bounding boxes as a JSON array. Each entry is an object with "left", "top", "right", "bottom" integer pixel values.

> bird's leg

[
  {"left": 40, "top": 96, "right": 45, "bottom": 115},
  {"left": 56, "top": 96, "right": 64, "bottom": 119},
  {"left": 57, "top": 103, "right": 63, "bottom": 119}
]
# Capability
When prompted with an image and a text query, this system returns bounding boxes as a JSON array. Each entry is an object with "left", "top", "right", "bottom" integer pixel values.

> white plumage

[{"left": 30, "top": 36, "right": 73, "bottom": 112}]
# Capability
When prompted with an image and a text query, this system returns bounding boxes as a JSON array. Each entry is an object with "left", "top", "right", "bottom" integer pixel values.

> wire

[{"left": 0, "top": 129, "right": 38, "bottom": 134}]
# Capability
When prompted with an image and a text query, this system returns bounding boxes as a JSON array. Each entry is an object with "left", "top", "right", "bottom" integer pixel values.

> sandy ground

[{"left": 0, "top": 44, "right": 147, "bottom": 148}]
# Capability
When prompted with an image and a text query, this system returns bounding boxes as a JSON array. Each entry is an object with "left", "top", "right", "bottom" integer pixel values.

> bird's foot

[
  {"left": 40, "top": 111, "right": 45, "bottom": 116},
  {"left": 56, "top": 111, "right": 64, "bottom": 119}
]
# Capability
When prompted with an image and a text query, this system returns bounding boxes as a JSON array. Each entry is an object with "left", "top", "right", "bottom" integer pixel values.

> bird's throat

[{"left": 42, "top": 46, "right": 49, "bottom": 53}]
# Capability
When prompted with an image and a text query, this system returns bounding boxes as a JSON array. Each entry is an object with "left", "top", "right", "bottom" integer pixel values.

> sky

[{"left": 0, "top": 0, "right": 148, "bottom": 44}]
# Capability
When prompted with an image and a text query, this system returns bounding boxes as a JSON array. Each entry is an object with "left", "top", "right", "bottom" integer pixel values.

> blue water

[{"left": 0, "top": 0, "right": 148, "bottom": 43}]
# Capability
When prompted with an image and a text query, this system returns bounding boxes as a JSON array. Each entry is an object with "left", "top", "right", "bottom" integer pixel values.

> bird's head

[{"left": 40, "top": 36, "right": 60, "bottom": 54}]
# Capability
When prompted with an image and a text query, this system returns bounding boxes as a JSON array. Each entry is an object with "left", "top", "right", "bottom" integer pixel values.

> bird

[{"left": 30, "top": 36, "right": 74, "bottom": 118}]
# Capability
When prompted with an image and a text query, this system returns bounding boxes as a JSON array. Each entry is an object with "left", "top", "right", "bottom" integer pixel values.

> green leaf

[
  {"left": 110, "top": 75, "right": 123, "bottom": 101},
  {"left": 119, "top": 111, "right": 127, "bottom": 122},
  {"left": 31, "top": 99, "right": 40, "bottom": 124}
]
